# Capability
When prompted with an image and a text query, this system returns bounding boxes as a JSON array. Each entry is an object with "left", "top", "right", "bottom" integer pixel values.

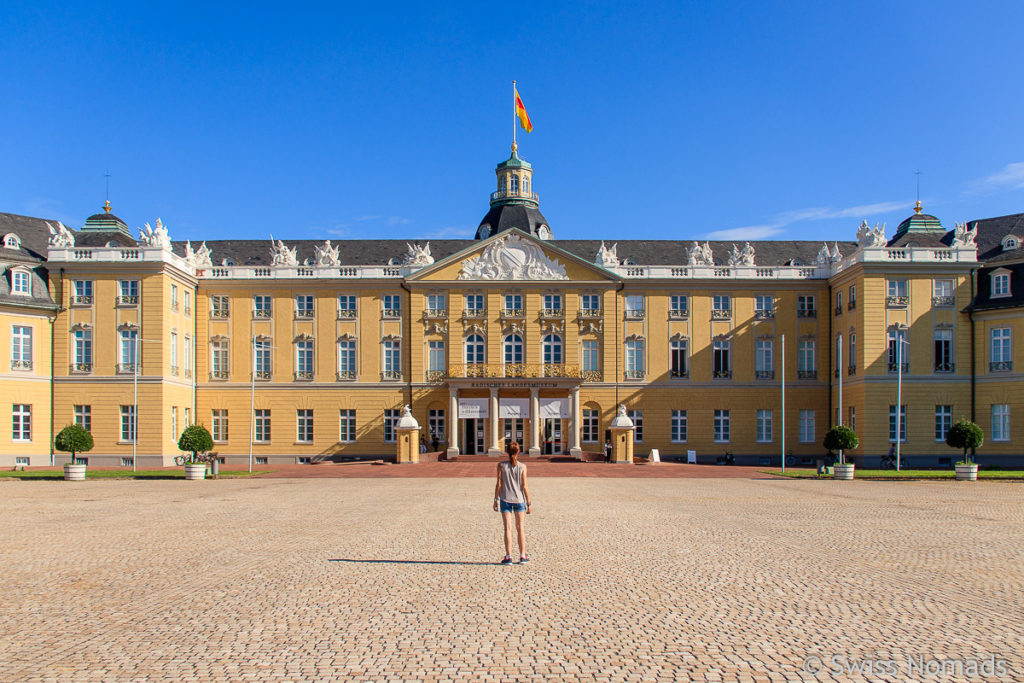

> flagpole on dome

[{"left": 512, "top": 80, "right": 517, "bottom": 153}]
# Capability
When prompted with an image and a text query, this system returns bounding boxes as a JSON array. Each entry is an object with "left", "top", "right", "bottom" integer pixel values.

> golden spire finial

[
  {"left": 914, "top": 200, "right": 922, "bottom": 214},
  {"left": 103, "top": 199, "right": 112, "bottom": 214},
  {"left": 511, "top": 141, "right": 518, "bottom": 155}
]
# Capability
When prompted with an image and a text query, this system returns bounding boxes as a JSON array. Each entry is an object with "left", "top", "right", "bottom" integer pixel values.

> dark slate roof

[
  {"left": 170, "top": 237, "right": 858, "bottom": 269},
  {"left": 970, "top": 212, "right": 1024, "bottom": 264},
  {"left": 0, "top": 212, "right": 59, "bottom": 308},
  {"left": 887, "top": 231, "right": 951, "bottom": 248},
  {"left": 75, "top": 230, "right": 139, "bottom": 247},
  {"left": 968, "top": 261, "right": 1024, "bottom": 312},
  {"left": 476, "top": 204, "right": 549, "bottom": 240}
]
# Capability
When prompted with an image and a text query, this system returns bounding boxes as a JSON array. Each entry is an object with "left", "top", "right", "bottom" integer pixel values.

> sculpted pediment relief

[{"left": 459, "top": 233, "right": 568, "bottom": 281}]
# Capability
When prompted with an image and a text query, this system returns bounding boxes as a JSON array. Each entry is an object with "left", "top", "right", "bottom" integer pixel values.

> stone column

[
  {"left": 487, "top": 388, "right": 503, "bottom": 456},
  {"left": 609, "top": 404, "right": 635, "bottom": 464},
  {"left": 446, "top": 389, "right": 459, "bottom": 460},
  {"left": 569, "top": 386, "right": 582, "bottom": 460},
  {"left": 395, "top": 405, "right": 420, "bottom": 464},
  {"left": 529, "top": 387, "right": 541, "bottom": 456}
]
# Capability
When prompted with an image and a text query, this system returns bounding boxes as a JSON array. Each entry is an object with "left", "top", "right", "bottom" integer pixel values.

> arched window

[
  {"left": 511, "top": 175, "right": 519, "bottom": 193},
  {"left": 523, "top": 177, "right": 529, "bottom": 194},
  {"left": 465, "top": 334, "right": 485, "bottom": 364},
  {"left": 504, "top": 334, "right": 523, "bottom": 364},
  {"left": 3, "top": 233, "right": 21, "bottom": 249},
  {"left": 542, "top": 334, "right": 562, "bottom": 365}
]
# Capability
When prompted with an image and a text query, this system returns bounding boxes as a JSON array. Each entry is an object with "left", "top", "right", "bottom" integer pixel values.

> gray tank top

[{"left": 498, "top": 461, "right": 526, "bottom": 504}]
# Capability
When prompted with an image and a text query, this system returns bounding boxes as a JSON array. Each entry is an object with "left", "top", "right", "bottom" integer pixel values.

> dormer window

[
  {"left": 992, "top": 271, "right": 1011, "bottom": 298},
  {"left": 3, "top": 233, "right": 21, "bottom": 249},
  {"left": 11, "top": 269, "right": 30, "bottom": 296},
  {"left": 1001, "top": 235, "right": 1019, "bottom": 251}
]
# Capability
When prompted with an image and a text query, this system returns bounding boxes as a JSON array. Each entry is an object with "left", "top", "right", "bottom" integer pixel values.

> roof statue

[
  {"left": 687, "top": 241, "right": 714, "bottom": 266},
  {"left": 184, "top": 241, "right": 213, "bottom": 267},
  {"left": 727, "top": 242, "right": 756, "bottom": 267},
  {"left": 856, "top": 220, "right": 887, "bottom": 248},
  {"left": 403, "top": 242, "right": 434, "bottom": 266},
  {"left": 396, "top": 403, "right": 420, "bottom": 430},
  {"left": 816, "top": 242, "right": 842, "bottom": 265},
  {"left": 595, "top": 241, "right": 619, "bottom": 268},
  {"left": 952, "top": 222, "right": 978, "bottom": 249},
  {"left": 458, "top": 233, "right": 568, "bottom": 280},
  {"left": 270, "top": 236, "right": 298, "bottom": 266},
  {"left": 46, "top": 221, "right": 75, "bottom": 248},
  {"left": 314, "top": 239, "right": 340, "bottom": 266},
  {"left": 138, "top": 218, "right": 172, "bottom": 250}
]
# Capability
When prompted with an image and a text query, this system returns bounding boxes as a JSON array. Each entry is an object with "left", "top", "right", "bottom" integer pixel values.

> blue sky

[{"left": 3, "top": 1, "right": 1024, "bottom": 245}]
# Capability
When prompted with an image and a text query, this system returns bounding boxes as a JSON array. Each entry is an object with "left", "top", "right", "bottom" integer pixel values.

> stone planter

[
  {"left": 63, "top": 463, "right": 87, "bottom": 481},
  {"left": 833, "top": 463, "right": 855, "bottom": 480},
  {"left": 184, "top": 463, "right": 207, "bottom": 480},
  {"left": 955, "top": 463, "right": 978, "bottom": 481}
]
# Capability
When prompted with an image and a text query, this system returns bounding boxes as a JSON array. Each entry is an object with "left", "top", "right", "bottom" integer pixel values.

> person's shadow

[{"left": 329, "top": 558, "right": 497, "bottom": 566}]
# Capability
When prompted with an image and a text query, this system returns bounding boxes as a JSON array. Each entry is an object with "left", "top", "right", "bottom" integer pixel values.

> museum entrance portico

[{"left": 445, "top": 370, "right": 584, "bottom": 459}]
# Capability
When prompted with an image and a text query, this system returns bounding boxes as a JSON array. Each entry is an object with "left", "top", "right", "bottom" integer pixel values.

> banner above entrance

[
  {"left": 458, "top": 398, "right": 489, "bottom": 419},
  {"left": 539, "top": 398, "right": 570, "bottom": 419},
  {"left": 499, "top": 399, "right": 530, "bottom": 418}
]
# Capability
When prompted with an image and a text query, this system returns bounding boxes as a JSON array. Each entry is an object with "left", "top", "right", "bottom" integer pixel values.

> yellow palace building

[{"left": 2, "top": 146, "right": 1023, "bottom": 467}]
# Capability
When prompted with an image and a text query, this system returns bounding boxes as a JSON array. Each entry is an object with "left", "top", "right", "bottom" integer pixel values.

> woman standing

[{"left": 493, "top": 441, "right": 532, "bottom": 564}]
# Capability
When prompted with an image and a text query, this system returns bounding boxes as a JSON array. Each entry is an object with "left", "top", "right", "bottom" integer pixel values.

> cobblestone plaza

[{"left": 3, "top": 477, "right": 1022, "bottom": 681}]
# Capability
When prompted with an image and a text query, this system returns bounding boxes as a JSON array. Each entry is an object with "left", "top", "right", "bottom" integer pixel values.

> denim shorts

[{"left": 499, "top": 500, "right": 527, "bottom": 513}]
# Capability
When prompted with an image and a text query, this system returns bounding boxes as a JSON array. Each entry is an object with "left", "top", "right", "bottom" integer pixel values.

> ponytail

[{"left": 508, "top": 440, "right": 520, "bottom": 466}]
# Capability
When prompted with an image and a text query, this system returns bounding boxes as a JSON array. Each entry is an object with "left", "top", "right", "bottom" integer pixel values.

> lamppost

[
  {"left": 132, "top": 334, "right": 162, "bottom": 473},
  {"left": 887, "top": 323, "right": 909, "bottom": 471},
  {"left": 780, "top": 333, "right": 786, "bottom": 473}
]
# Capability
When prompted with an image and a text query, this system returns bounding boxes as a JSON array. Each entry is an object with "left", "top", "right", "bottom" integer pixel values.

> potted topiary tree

[
  {"left": 55, "top": 424, "right": 94, "bottom": 481},
  {"left": 823, "top": 425, "right": 859, "bottom": 480},
  {"left": 945, "top": 419, "right": 983, "bottom": 481},
  {"left": 177, "top": 424, "right": 214, "bottom": 480}
]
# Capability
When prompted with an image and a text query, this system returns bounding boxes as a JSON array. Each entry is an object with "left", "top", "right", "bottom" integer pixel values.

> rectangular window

[
  {"left": 625, "top": 340, "right": 645, "bottom": 379},
  {"left": 756, "top": 409, "right": 773, "bottom": 443},
  {"left": 12, "top": 270, "right": 30, "bottom": 295},
  {"left": 295, "top": 295, "right": 314, "bottom": 318},
  {"left": 72, "top": 279, "right": 93, "bottom": 305},
  {"left": 74, "top": 405, "right": 91, "bottom": 432},
  {"left": 296, "top": 409, "right": 314, "bottom": 443},
  {"left": 428, "top": 340, "right": 445, "bottom": 375},
  {"left": 11, "top": 325, "right": 32, "bottom": 369},
  {"left": 171, "top": 284, "right": 179, "bottom": 310},
  {"left": 755, "top": 339, "right": 773, "bottom": 379},
  {"left": 993, "top": 273, "right": 1011, "bottom": 297},
  {"left": 581, "top": 340, "right": 600, "bottom": 375},
  {"left": 935, "top": 405, "right": 952, "bottom": 442},
  {"left": 889, "top": 405, "right": 907, "bottom": 443},
  {"left": 296, "top": 340, "right": 314, "bottom": 378},
  {"left": 212, "top": 409, "right": 229, "bottom": 442},
  {"left": 713, "top": 409, "right": 730, "bottom": 443},
  {"left": 254, "top": 295, "right": 273, "bottom": 318},
  {"left": 171, "top": 407, "right": 177, "bottom": 442},
  {"left": 886, "top": 279, "right": 908, "bottom": 307},
  {"left": 580, "top": 294, "right": 601, "bottom": 316},
  {"left": 12, "top": 404, "right": 31, "bottom": 441},
  {"left": 503, "top": 294, "right": 523, "bottom": 315},
  {"left": 119, "top": 330, "right": 138, "bottom": 372},
  {"left": 990, "top": 327, "right": 1012, "bottom": 371},
  {"left": 799, "top": 410, "right": 815, "bottom": 443},
  {"left": 426, "top": 294, "right": 447, "bottom": 317},
  {"left": 211, "top": 294, "right": 230, "bottom": 318},
  {"left": 798, "top": 340, "right": 816, "bottom": 378},
  {"left": 542, "top": 294, "right": 562, "bottom": 315},
  {"left": 383, "top": 340, "right": 401, "bottom": 379},
  {"left": 628, "top": 410, "right": 644, "bottom": 442},
  {"left": 848, "top": 334, "right": 856, "bottom": 374},
  {"left": 849, "top": 406, "right": 855, "bottom": 433},
  {"left": 255, "top": 339, "right": 272, "bottom": 378},
  {"left": 73, "top": 330, "right": 93, "bottom": 370},
  {"left": 797, "top": 295, "right": 816, "bottom": 317},
  {"left": 383, "top": 294, "right": 402, "bottom": 318},
  {"left": 887, "top": 328, "right": 909, "bottom": 373},
  {"left": 337, "top": 294, "right": 357, "bottom": 318},
  {"left": 338, "top": 340, "right": 357, "bottom": 379},
  {"left": 712, "top": 295, "right": 731, "bottom": 319},
  {"left": 211, "top": 340, "right": 231, "bottom": 378},
  {"left": 933, "top": 279, "right": 954, "bottom": 306},
  {"left": 339, "top": 409, "right": 356, "bottom": 443},
  {"left": 754, "top": 294, "right": 774, "bottom": 318},
  {"left": 834, "top": 291, "right": 842, "bottom": 314},
  {"left": 992, "top": 404, "right": 1010, "bottom": 441},
  {"left": 383, "top": 409, "right": 399, "bottom": 443},
  {"left": 934, "top": 329, "right": 953, "bottom": 372},
  {"left": 712, "top": 340, "right": 731, "bottom": 378},
  {"left": 170, "top": 331, "right": 179, "bottom": 374},
  {"left": 582, "top": 409, "right": 598, "bottom": 443},
  {"left": 669, "top": 295, "right": 689, "bottom": 317},
  {"left": 255, "top": 409, "right": 271, "bottom": 443},
  {"left": 184, "top": 290, "right": 192, "bottom": 316},
  {"left": 428, "top": 409, "right": 446, "bottom": 442},
  {"left": 183, "top": 337, "right": 192, "bottom": 376},
  {"left": 624, "top": 294, "right": 645, "bottom": 319},
  {"left": 120, "top": 405, "right": 137, "bottom": 443},
  {"left": 463, "top": 294, "right": 485, "bottom": 316},
  {"left": 185, "top": 406, "right": 191, "bottom": 426},
  {"left": 670, "top": 339, "right": 689, "bottom": 378},
  {"left": 118, "top": 280, "right": 139, "bottom": 305},
  {"left": 671, "top": 410, "right": 687, "bottom": 443},
  {"left": 848, "top": 284, "right": 857, "bottom": 309}
]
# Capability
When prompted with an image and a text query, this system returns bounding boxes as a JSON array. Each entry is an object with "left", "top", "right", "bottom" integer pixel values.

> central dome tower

[{"left": 475, "top": 143, "right": 552, "bottom": 240}]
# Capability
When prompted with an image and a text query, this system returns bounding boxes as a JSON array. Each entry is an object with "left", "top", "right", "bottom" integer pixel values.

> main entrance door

[
  {"left": 503, "top": 419, "right": 524, "bottom": 451},
  {"left": 463, "top": 419, "right": 486, "bottom": 455},
  {"left": 543, "top": 418, "right": 564, "bottom": 455}
]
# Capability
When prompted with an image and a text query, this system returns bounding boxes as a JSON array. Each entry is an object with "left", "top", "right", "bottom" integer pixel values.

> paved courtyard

[{"left": 2, "top": 478, "right": 1022, "bottom": 682}]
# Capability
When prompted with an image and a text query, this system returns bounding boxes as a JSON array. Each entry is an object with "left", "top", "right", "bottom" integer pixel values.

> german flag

[{"left": 514, "top": 86, "right": 533, "bottom": 133}]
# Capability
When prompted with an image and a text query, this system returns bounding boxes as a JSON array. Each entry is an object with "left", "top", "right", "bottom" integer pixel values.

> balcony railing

[
  {"left": 382, "top": 309, "right": 402, "bottom": 319},
  {"left": 117, "top": 295, "right": 139, "bottom": 306},
  {"left": 754, "top": 370, "right": 774, "bottom": 380},
  {"left": 295, "top": 309, "right": 314, "bottom": 319},
  {"left": 934, "top": 362, "right": 955, "bottom": 373},
  {"left": 71, "top": 362, "right": 92, "bottom": 373},
  {"left": 932, "top": 295, "right": 955, "bottom": 307},
  {"left": 424, "top": 309, "right": 448, "bottom": 319},
  {"left": 490, "top": 189, "right": 539, "bottom": 202},
  {"left": 337, "top": 370, "right": 357, "bottom": 381},
  {"left": 887, "top": 362, "right": 909, "bottom": 374},
  {"left": 886, "top": 295, "right": 909, "bottom": 308},
  {"left": 501, "top": 308, "right": 524, "bottom": 318},
  {"left": 448, "top": 363, "right": 595, "bottom": 381},
  {"left": 624, "top": 309, "right": 646, "bottom": 321},
  {"left": 797, "top": 308, "right": 817, "bottom": 318},
  {"left": 184, "top": 306, "right": 192, "bottom": 316},
  {"left": 670, "top": 369, "right": 689, "bottom": 379},
  {"left": 426, "top": 370, "right": 447, "bottom": 383},
  {"left": 754, "top": 309, "right": 775, "bottom": 320},
  {"left": 989, "top": 361, "right": 1013, "bottom": 373},
  {"left": 254, "top": 309, "right": 272, "bottom": 319},
  {"left": 11, "top": 359, "right": 32, "bottom": 371},
  {"left": 171, "top": 365, "right": 179, "bottom": 376},
  {"left": 834, "top": 306, "right": 843, "bottom": 316},
  {"left": 210, "top": 370, "right": 228, "bottom": 380},
  {"left": 294, "top": 370, "right": 314, "bottom": 381},
  {"left": 117, "top": 363, "right": 137, "bottom": 374},
  {"left": 711, "top": 309, "right": 731, "bottom": 320},
  {"left": 463, "top": 308, "right": 486, "bottom": 319},
  {"left": 337, "top": 309, "right": 357, "bottom": 319},
  {"left": 381, "top": 370, "right": 403, "bottom": 381},
  {"left": 848, "top": 300, "right": 856, "bottom": 310},
  {"left": 797, "top": 369, "right": 817, "bottom": 379},
  {"left": 579, "top": 308, "right": 602, "bottom": 318},
  {"left": 540, "top": 308, "right": 563, "bottom": 318},
  {"left": 211, "top": 308, "right": 230, "bottom": 318},
  {"left": 184, "top": 368, "right": 192, "bottom": 379},
  {"left": 848, "top": 365, "right": 856, "bottom": 375},
  {"left": 713, "top": 369, "right": 732, "bottom": 379},
  {"left": 580, "top": 369, "right": 602, "bottom": 382},
  {"left": 624, "top": 370, "right": 646, "bottom": 380},
  {"left": 668, "top": 308, "right": 689, "bottom": 320},
  {"left": 71, "top": 295, "right": 93, "bottom": 306},
  {"left": 255, "top": 370, "right": 273, "bottom": 381}
]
